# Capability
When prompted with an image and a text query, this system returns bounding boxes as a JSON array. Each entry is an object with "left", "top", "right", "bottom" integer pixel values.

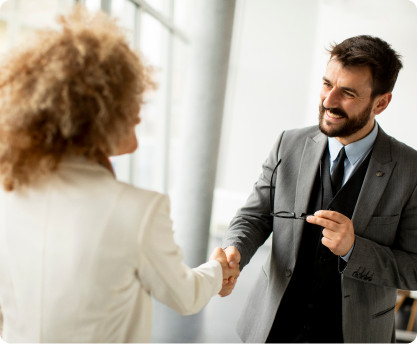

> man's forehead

[{"left": 325, "top": 59, "right": 373, "bottom": 90}]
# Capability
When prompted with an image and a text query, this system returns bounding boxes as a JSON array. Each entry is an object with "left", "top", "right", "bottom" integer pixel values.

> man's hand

[
  {"left": 218, "top": 246, "right": 241, "bottom": 297},
  {"left": 307, "top": 210, "right": 355, "bottom": 256},
  {"left": 209, "top": 247, "right": 240, "bottom": 288}
]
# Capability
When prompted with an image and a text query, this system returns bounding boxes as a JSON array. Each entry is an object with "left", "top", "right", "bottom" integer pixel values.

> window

[
  {"left": 0, "top": 0, "right": 190, "bottom": 195},
  {"left": 104, "top": 0, "right": 190, "bottom": 195},
  {"left": 0, "top": 0, "right": 73, "bottom": 53}
]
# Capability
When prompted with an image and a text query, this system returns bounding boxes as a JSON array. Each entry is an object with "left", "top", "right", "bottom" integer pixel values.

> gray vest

[{"left": 266, "top": 145, "right": 372, "bottom": 343}]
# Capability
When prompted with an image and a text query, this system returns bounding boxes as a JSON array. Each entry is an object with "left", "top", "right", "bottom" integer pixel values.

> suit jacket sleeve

[
  {"left": 137, "top": 194, "right": 223, "bottom": 315},
  {"left": 222, "top": 131, "right": 284, "bottom": 270},
  {"left": 345, "top": 184, "right": 417, "bottom": 290}
]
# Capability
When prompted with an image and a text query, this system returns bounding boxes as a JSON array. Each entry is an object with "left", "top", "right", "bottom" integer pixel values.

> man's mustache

[{"left": 320, "top": 102, "right": 348, "bottom": 118}]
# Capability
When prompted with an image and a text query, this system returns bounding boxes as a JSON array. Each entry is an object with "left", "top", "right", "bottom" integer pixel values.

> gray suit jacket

[{"left": 222, "top": 125, "right": 417, "bottom": 343}]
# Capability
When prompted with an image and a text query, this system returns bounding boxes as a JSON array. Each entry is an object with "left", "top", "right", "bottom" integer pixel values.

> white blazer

[{"left": 0, "top": 157, "right": 222, "bottom": 343}]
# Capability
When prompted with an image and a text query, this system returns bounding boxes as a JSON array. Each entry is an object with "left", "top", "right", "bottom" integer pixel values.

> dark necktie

[{"left": 331, "top": 147, "right": 346, "bottom": 195}]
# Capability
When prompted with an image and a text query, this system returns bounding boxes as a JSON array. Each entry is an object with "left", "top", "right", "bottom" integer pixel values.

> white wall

[
  {"left": 304, "top": 0, "right": 417, "bottom": 136},
  {"left": 211, "top": 0, "right": 417, "bottom": 236}
]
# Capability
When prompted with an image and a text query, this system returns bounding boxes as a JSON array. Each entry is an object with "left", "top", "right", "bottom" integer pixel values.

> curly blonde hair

[{"left": 0, "top": 5, "right": 154, "bottom": 191}]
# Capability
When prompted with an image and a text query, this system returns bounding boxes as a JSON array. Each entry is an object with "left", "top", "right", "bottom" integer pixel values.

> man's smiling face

[{"left": 318, "top": 59, "right": 377, "bottom": 144}]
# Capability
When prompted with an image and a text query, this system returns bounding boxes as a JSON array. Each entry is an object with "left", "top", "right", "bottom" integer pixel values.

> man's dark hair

[{"left": 327, "top": 35, "right": 403, "bottom": 98}]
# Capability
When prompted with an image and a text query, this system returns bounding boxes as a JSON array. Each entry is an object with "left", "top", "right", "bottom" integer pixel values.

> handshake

[{"left": 209, "top": 246, "right": 241, "bottom": 297}]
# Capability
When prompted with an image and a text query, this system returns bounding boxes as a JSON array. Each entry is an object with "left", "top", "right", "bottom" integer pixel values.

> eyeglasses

[{"left": 270, "top": 159, "right": 323, "bottom": 220}]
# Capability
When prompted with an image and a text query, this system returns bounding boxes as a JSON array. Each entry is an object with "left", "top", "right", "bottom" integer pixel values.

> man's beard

[{"left": 318, "top": 101, "right": 373, "bottom": 138}]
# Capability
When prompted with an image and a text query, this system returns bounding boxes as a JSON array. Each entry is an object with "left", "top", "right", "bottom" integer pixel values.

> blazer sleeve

[
  {"left": 344, "top": 184, "right": 417, "bottom": 290},
  {"left": 221, "top": 131, "right": 284, "bottom": 270},
  {"left": 136, "top": 194, "right": 222, "bottom": 316}
]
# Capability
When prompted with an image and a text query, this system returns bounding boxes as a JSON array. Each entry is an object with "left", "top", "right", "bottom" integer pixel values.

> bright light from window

[
  {"left": 111, "top": 0, "right": 124, "bottom": 14},
  {"left": 410, "top": 0, "right": 417, "bottom": 7},
  {"left": 0, "top": 0, "right": 9, "bottom": 8},
  {"left": 85, "top": 0, "right": 101, "bottom": 11}
]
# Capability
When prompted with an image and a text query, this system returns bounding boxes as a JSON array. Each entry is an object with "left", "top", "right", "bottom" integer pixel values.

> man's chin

[{"left": 319, "top": 119, "right": 345, "bottom": 137}]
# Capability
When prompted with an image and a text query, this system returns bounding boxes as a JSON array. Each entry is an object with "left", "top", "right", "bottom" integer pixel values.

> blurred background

[{"left": 0, "top": 0, "right": 416, "bottom": 342}]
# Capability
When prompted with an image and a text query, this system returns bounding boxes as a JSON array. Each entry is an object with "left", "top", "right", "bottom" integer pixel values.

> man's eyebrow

[
  {"left": 322, "top": 76, "right": 331, "bottom": 84},
  {"left": 322, "top": 76, "right": 359, "bottom": 96}
]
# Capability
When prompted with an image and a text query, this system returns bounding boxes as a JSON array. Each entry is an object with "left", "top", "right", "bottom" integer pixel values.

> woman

[{"left": 0, "top": 7, "right": 239, "bottom": 343}]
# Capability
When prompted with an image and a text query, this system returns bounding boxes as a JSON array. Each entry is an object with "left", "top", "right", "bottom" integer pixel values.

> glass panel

[
  {"left": 0, "top": 0, "right": 73, "bottom": 54},
  {"left": 173, "top": 0, "right": 194, "bottom": 32},
  {"left": 18, "top": 0, "right": 62, "bottom": 28},
  {"left": 132, "top": 11, "right": 170, "bottom": 192},
  {"left": 0, "top": 20, "right": 8, "bottom": 53},
  {"left": 110, "top": 155, "right": 132, "bottom": 183},
  {"left": 111, "top": 0, "right": 136, "bottom": 46},
  {"left": 0, "top": 1, "right": 14, "bottom": 16},
  {"left": 85, "top": 0, "right": 101, "bottom": 11},
  {"left": 109, "top": 0, "right": 137, "bottom": 183},
  {"left": 144, "top": 0, "right": 172, "bottom": 19}
]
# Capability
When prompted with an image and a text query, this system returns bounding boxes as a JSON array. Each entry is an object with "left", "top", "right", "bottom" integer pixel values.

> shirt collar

[{"left": 328, "top": 121, "right": 379, "bottom": 165}]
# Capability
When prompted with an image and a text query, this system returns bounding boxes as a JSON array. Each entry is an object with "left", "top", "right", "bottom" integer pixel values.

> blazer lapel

[
  {"left": 352, "top": 127, "right": 397, "bottom": 237},
  {"left": 293, "top": 131, "right": 327, "bottom": 259}
]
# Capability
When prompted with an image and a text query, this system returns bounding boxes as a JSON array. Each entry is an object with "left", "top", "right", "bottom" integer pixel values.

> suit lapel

[
  {"left": 293, "top": 131, "right": 327, "bottom": 259},
  {"left": 352, "top": 127, "right": 397, "bottom": 237}
]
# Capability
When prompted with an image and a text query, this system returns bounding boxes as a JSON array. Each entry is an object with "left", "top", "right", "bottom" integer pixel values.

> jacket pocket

[
  {"left": 364, "top": 215, "right": 400, "bottom": 246},
  {"left": 367, "top": 214, "right": 400, "bottom": 226},
  {"left": 372, "top": 305, "right": 395, "bottom": 319}
]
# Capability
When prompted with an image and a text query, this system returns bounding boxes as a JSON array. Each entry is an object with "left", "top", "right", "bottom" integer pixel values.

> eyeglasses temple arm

[
  {"left": 319, "top": 159, "right": 323, "bottom": 211},
  {"left": 270, "top": 159, "right": 282, "bottom": 215}
]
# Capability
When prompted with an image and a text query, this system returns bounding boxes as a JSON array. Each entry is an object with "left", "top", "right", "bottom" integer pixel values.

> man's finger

[
  {"left": 307, "top": 216, "right": 339, "bottom": 231},
  {"left": 223, "top": 247, "right": 241, "bottom": 269},
  {"left": 314, "top": 210, "right": 348, "bottom": 223},
  {"left": 322, "top": 228, "right": 336, "bottom": 240},
  {"left": 321, "top": 236, "right": 333, "bottom": 250},
  {"left": 219, "top": 279, "right": 237, "bottom": 295}
]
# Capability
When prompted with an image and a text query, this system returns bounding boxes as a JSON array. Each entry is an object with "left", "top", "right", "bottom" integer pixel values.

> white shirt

[
  {"left": 328, "top": 121, "right": 378, "bottom": 186},
  {"left": 328, "top": 121, "right": 379, "bottom": 261}
]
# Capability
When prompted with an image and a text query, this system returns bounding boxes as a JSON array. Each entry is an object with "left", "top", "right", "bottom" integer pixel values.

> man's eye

[
  {"left": 344, "top": 91, "right": 354, "bottom": 97},
  {"left": 323, "top": 83, "right": 331, "bottom": 87}
]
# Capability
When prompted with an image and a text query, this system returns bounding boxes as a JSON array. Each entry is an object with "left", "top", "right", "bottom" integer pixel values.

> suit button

[
  {"left": 308, "top": 304, "right": 313, "bottom": 309},
  {"left": 285, "top": 269, "right": 292, "bottom": 277},
  {"left": 376, "top": 171, "right": 384, "bottom": 177},
  {"left": 353, "top": 272, "right": 358, "bottom": 278}
]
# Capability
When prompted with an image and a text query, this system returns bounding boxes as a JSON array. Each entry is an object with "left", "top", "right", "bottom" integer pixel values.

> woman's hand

[{"left": 209, "top": 247, "right": 240, "bottom": 285}]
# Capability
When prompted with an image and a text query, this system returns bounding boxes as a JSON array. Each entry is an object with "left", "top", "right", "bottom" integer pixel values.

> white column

[
  {"left": 172, "top": 0, "right": 236, "bottom": 267},
  {"left": 101, "top": 0, "right": 111, "bottom": 13}
]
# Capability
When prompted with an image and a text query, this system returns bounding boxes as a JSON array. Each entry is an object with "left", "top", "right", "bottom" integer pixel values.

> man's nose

[{"left": 323, "top": 88, "right": 340, "bottom": 109}]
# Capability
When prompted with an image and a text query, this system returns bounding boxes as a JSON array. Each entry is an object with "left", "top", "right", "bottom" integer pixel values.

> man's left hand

[{"left": 307, "top": 210, "right": 355, "bottom": 256}]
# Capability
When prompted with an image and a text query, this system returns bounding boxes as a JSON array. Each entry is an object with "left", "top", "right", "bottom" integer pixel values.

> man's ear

[{"left": 373, "top": 92, "right": 392, "bottom": 115}]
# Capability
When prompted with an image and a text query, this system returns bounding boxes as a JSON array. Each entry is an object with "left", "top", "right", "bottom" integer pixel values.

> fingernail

[
  {"left": 222, "top": 281, "right": 227, "bottom": 286},
  {"left": 307, "top": 216, "right": 313, "bottom": 221},
  {"left": 314, "top": 211, "right": 319, "bottom": 216},
  {"left": 231, "top": 277, "right": 234, "bottom": 283}
]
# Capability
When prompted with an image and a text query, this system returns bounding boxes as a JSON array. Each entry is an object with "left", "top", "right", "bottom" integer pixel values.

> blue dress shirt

[{"left": 327, "top": 121, "right": 379, "bottom": 261}]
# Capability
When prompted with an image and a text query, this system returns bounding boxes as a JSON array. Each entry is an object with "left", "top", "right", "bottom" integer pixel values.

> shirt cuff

[{"left": 341, "top": 243, "right": 354, "bottom": 262}]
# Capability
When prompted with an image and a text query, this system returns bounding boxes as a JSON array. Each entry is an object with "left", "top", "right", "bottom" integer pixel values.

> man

[{"left": 220, "top": 35, "right": 417, "bottom": 343}]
